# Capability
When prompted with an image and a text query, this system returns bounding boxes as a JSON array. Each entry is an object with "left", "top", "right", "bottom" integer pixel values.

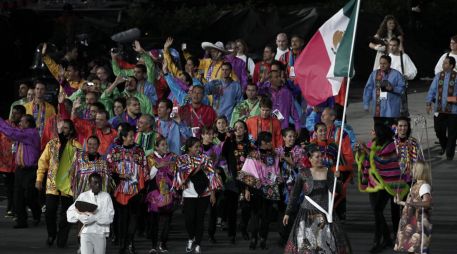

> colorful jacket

[
  {"left": 356, "top": 140, "right": 409, "bottom": 199},
  {"left": 173, "top": 154, "right": 222, "bottom": 196},
  {"left": 37, "top": 137, "right": 82, "bottom": 196},
  {"left": 107, "top": 144, "right": 149, "bottom": 205}
]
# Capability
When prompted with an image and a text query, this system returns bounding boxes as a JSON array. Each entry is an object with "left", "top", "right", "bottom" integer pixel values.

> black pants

[
  {"left": 183, "top": 196, "right": 209, "bottom": 245},
  {"left": 149, "top": 212, "right": 172, "bottom": 247},
  {"left": 136, "top": 197, "right": 149, "bottom": 236},
  {"left": 117, "top": 195, "right": 140, "bottom": 248},
  {"left": 248, "top": 192, "right": 274, "bottom": 240},
  {"left": 434, "top": 113, "right": 457, "bottom": 158},
  {"left": 208, "top": 190, "right": 223, "bottom": 237},
  {"left": 239, "top": 199, "right": 251, "bottom": 234},
  {"left": 45, "top": 194, "right": 73, "bottom": 246},
  {"left": 14, "top": 166, "right": 41, "bottom": 226},
  {"left": 278, "top": 200, "right": 295, "bottom": 244},
  {"left": 224, "top": 191, "right": 239, "bottom": 237},
  {"left": 2, "top": 172, "right": 15, "bottom": 212},
  {"left": 369, "top": 190, "right": 400, "bottom": 244}
]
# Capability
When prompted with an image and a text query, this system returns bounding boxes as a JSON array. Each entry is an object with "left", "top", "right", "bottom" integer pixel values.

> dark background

[{"left": 1, "top": 0, "right": 456, "bottom": 117}]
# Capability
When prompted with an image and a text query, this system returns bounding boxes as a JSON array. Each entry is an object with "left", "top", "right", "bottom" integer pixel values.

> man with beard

[{"left": 37, "top": 119, "right": 82, "bottom": 247}]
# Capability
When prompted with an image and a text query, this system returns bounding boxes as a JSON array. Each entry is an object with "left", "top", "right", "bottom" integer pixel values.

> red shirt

[
  {"left": 252, "top": 61, "right": 272, "bottom": 84},
  {"left": 245, "top": 116, "right": 283, "bottom": 148},
  {"left": 73, "top": 117, "right": 118, "bottom": 156},
  {"left": 179, "top": 104, "right": 217, "bottom": 128}
]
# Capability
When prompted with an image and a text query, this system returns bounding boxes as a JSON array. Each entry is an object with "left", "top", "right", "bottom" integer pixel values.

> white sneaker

[
  {"left": 186, "top": 239, "right": 193, "bottom": 253},
  {"left": 194, "top": 245, "right": 201, "bottom": 253}
]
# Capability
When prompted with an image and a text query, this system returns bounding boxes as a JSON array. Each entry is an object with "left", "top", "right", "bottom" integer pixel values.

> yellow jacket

[
  {"left": 198, "top": 58, "right": 239, "bottom": 83},
  {"left": 43, "top": 55, "right": 84, "bottom": 91},
  {"left": 37, "top": 138, "right": 82, "bottom": 196}
]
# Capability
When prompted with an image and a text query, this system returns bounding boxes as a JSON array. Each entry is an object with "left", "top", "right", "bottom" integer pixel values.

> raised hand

[
  {"left": 41, "top": 43, "right": 47, "bottom": 55},
  {"left": 133, "top": 40, "right": 145, "bottom": 53},
  {"left": 73, "top": 97, "right": 82, "bottom": 109},
  {"left": 164, "top": 37, "right": 174, "bottom": 50}
]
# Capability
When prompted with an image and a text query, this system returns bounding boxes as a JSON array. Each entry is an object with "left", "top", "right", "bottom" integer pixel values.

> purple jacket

[
  {"left": 0, "top": 117, "right": 40, "bottom": 167},
  {"left": 258, "top": 82, "right": 300, "bottom": 132},
  {"left": 225, "top": 55, "right": 248, "bottom": 91}
]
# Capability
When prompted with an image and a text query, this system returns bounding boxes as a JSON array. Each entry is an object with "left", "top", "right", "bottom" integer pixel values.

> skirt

[{"left": 284, "top": 208, "right": 352, "bottom": 254}]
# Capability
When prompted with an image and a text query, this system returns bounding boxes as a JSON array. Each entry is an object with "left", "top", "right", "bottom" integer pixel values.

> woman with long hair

[
  {"left": 369, "top": 15, "right": 405, "bottom": 70},
  {"left": 238, "top": 131, "right": 282, "bottom": 250},
  {"left": 173, "top": 137, "right": 222, "bottom": 254},
  {"left": 146, "top": 137, "right": 178, "bottom": 253},
  {"left": 235, "top": 39, "right": 255, "bottom": 78},
  {"left": 355, "top": 123, "right": 409, "bottom": 253},
  {"left": 222, "top": 120, "right": 254, "bottom": 243},
  {"left": 107, "top": 124, "right": 148, "bottom": 254},
  {"left": 394, "top": 161, "right": 432, "bottom": 254},
  {"left": 283, "top": 146, "right": 351, "bottom": 254}
]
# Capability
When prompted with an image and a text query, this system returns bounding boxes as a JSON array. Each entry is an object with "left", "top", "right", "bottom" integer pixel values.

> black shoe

[
  {"left": 209, "top": 236, "right": 217, "bottom": 244},
  {"left": 249, "top": 238, "right": 257, "bottom": 250},
  {"left": 446, "top": 156, "right": 453, "bottom": 161},
  {"left": 158, "top": 242, "right": 168, "bottom": 252},
  {"left": 127, "top": 243, "right": 136, "bottom": 254},
  {"left": 259, "top": 238, "right": 267, "bottom": 249},
  {"left": 13, "top": 223, "right": 28, "bottom": 229},
  {"left": 230, "top": 236, "right": 236, "bottom": 244},
  {"left": 439, "top": 149, "right": 445, "bottom": 155},
  {"left": 46, "top": 236, "right": 56, "bottom": 247}
]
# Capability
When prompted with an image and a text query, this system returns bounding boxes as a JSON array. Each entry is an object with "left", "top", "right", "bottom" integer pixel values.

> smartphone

[
  {"left": 87, "top": 82, "right": 94, "bottom": 86},
  {"left": 170, "top": 106, "right": 179, "bottom": 118},
  {"left": 181, "top": 43, "right": 187, "bottom": 50}
]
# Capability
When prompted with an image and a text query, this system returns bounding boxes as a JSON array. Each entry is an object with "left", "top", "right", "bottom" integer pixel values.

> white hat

[{"left": 201, "top": 41, "right": 229, "bottom": 54}]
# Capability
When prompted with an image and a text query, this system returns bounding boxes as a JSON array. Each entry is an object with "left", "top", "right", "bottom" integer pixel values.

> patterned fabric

[
  {"left": 70, "top": 150, "right": 111, "bottom": 198},
  {"left": 173, "top": 154, "right": 222, "bottom": 196},
  {"left": 356, "top": 140, "right": 409, "bottom": 199},
  {"left": 107, "top": 144, "right": 149, "bottom": 205},
  {"left": 394, "top": 181, "right": 432, "bottom": 254},
  {"left": 284, "top": 169, "right": 351, "bottom": 254},
  {"left": 394, "top": 136, "right": 424, "bottom": 184},
  {"left": 37, "top": 138, "right": 82, "bottom": 196},
  {"left": 437, "top": 71, "right": 456, "bottom": 113},
  {"left": 310, "top": 139, "right": 339, "bottom": 169},
  {"left": 146, "top": 152, "right": 178, "bottom": 213},
  {"left": 24, "top": 101, "right": 56, "bottom": 137},
  {"left": 276, "top": 145, "right": 308, "bottom": 204},
  {"left": 0, "top": 120, "right": 16, "bottom": 173},
  {"left": 238, "top": 150, "right": 282, "bottom": 200}
]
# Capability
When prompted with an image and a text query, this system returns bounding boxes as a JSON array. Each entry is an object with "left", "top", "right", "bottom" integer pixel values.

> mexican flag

[{"left": 295, "top": 0, "right": 359, "bottom": 106}]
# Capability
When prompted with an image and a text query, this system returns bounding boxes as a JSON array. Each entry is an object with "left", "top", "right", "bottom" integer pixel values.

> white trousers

[{"left": 80, "top": 233, "right": 106, "bottom": 254}]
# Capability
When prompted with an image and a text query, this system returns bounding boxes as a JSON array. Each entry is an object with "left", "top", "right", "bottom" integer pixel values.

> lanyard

[
  {"left": 32, "top": 101, "right": 46, "bottom": 136},
  {"left": 191, "top": 106, "right": 205, "bottom": 127}
]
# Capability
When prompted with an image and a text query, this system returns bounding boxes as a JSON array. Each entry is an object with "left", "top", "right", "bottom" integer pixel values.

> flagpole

[{"left": 330, "top": 0, "right": 361, "bottom": 221}]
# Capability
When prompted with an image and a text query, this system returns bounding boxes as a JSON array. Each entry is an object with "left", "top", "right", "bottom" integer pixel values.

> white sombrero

[{"left": 201, "top": 41, "right": 229, "bottom": 54}]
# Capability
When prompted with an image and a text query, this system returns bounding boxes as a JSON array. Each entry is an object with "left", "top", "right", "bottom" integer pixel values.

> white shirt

[
  {"left": 182, "top": 180, "right": 211, "bottom": 198},
  {"left": 236, "top": 54, "right": 255, "bottom": 77},
  {"left": 275, "top": 48, "right": 289, "bottom": 60},
  {"left": 419, "top": 183, "right": 431, "bottom": 198},
  {"left": 434, "top": 52, "right": 457, "bottom": 75},
  {"left": 389, "top": 53, "right": 418, "bottom": 80},
  {"left": 67, "top": 190, "right": 114, "bottom": 236}
]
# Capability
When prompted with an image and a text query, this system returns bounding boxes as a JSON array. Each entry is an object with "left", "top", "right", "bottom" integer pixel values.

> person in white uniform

[
  {"left": 67, "top": 173, "right": 114, "bottom": 254},
  {"left": 434, "top": 35, "right": 457, "bottom": 74}
]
